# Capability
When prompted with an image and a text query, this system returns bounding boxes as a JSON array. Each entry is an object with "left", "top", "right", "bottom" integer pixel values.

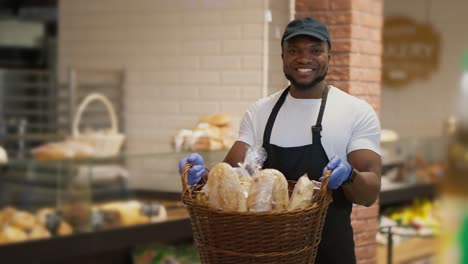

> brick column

[{"left": 295, "top": 1, "right": 383, "bottom": 263}]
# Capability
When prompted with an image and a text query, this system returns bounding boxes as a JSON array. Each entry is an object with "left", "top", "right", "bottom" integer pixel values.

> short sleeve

[
  {"left": 237, "top": 104, "right": 256, "bottom": 146},
  {"left": 347, "top": 103, "right": 381, "bottom": 156}
]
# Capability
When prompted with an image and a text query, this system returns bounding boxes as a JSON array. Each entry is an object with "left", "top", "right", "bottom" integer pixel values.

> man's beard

[{"left": 285, "top": 67, "right": 328, "bottom": 90}]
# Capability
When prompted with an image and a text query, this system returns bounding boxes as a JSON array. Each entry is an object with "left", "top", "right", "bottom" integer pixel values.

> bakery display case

[{"left": 0, "top": 150, "right": 227, "bottom": 263}]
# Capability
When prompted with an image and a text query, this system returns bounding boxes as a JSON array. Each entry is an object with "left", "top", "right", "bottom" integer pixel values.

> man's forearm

[{"left": 342, "top": 170, "right": 381, "bottom": 207}]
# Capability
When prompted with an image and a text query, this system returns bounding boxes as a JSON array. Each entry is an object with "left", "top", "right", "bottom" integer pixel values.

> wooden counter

[{"left": 377, "top": 237, "right": 437, "bottom": 264}]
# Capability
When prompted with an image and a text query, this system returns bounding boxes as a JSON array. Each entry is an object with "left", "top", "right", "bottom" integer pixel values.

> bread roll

[
  {"left": 247, "top": 169, "right": 288, "bottom": 212},
  {"left": 0, "top": 225, "right": 27, "bottom": 243},
  {"left": 0, "top": 207, "right": 16, "bottom": 224},
  {"left": 29, "top": 225, "right": 51, "bottom": 240},
  {"left": 31, "top": 140, "right": 95, "bottom": 160},
  {"left": 206, "top": 163, "right": 247, "bottom": 212},
  {"left": 57, "top": 221, "right": 73, "bottom": 236},
  {"left": 199, "top": 113, "right": 231, "bottom": 127},
  {"left": 99, "top": 200, "right": 149, "bottom": 226},
  {"left": 271, "top": 171, "right": 289, "bottom": 211},
  {"left": 11, "top": 211, "right": 36, "bottom": 231},
  {"left": 288, "top": 175, "right": 315, "bottom": 210}
]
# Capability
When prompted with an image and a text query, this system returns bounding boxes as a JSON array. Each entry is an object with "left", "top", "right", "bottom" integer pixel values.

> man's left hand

[{"left": 322, "top": 155, "right": 352, "bottom": 189}]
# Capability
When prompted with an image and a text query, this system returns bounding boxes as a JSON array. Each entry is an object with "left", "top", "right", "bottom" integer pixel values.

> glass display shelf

[{"left": 0, "top": 150, "right": 227, "bottom": 251}]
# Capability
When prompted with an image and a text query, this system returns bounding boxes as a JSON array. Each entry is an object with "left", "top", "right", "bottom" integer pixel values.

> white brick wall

[{"left": 59, "top": 0, "right": 290, "bottom": 191}]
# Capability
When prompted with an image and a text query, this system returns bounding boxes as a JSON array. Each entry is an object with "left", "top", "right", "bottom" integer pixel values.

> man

[{"left": 179, "top": 16, "right": 381, "bottom": 263}]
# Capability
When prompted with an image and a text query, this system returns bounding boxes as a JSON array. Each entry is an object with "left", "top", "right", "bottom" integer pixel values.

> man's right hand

[{"left": 178, "top": 153, "right": 205, "bottom": 185}]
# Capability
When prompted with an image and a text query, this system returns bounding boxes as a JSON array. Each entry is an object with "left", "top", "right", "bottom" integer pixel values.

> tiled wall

[{"left": 59, "top": 0, "right": 289, "bottom": 191}]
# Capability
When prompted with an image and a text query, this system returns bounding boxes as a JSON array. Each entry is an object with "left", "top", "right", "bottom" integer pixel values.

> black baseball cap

[{"left": 281, "top": 17, "right": 331, "bottom": 48}]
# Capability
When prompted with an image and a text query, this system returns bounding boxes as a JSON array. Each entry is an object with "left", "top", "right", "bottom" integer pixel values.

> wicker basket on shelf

[
  {"left": 181, "top": 165, "right": 333, "bottom": 264},
  {"left": 71, "top": 93, "right": 125, "bottom": 158}
]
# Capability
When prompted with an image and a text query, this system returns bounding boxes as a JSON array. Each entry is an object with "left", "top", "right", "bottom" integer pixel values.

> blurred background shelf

[{"left": 380, "top": 178, "right": 436, "bottom": 206}]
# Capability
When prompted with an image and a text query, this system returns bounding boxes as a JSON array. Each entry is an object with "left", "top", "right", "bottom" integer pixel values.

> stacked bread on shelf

[
  {"left": 93, "top": 200, "right": 167, "bottom": 229},
  {"left": 198, "top": 163, "right": 320, "bottom": 212},
  {"left": 30, "top": 140, "right": 96, "bottom": 160},
  {"left": 173, "top": 113, "right": 236, "bottom": 151},
  {"left": 0, "top": 207, "right": 73, "bottom": 244}
]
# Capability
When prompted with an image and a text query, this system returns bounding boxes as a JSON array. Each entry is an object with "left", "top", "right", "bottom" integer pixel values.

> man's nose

[{"left": 296, "top": 50, "right": 313, "bottom": 63}]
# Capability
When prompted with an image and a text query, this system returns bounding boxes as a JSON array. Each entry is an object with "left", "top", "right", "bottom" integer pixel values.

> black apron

[{"left": 262, "top": 86, "right": 356, "bottom": 264}]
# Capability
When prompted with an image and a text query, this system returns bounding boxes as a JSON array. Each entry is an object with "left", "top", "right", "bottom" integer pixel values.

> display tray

[{"left": 0, "top": 191, "right": 193, "bottom": 264}]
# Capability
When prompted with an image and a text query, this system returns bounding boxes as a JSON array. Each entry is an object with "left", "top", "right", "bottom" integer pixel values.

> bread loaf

[
  {"left": 288, "top": 175, "right": 315, "bottom": 210},
  {"left": 29, "top": 225, "right": 51, "bottom": 240},
  {"left": 11, "top": 211, "right": 36, "bottom": 231},
  {"left": 247, "top": 172, "right": 275, "bottom": 212},
  {"left": 0, "top": 225, "right": 27, "bottom": 243},
  {"left": 272, "top": 170, "right": 289, "bottom": 211},
  {"left": 247, "top": 169, "right": 289, "bottom": 212},
  {"left": 206, "top": 163, "right": 247, "bottom": 212},
  {"left": 199, "top": 113, "right": 231, "bottom": 127}
]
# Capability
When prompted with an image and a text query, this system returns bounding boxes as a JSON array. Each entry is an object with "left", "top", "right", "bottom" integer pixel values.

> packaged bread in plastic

[
  {"left": 247, "top": 169, "right": 289, "bottom": 212},
  {"left": 288, "top": 175, "right": 320, "bottom": 211},
  {"left": 205, "top": 163, "right": 247, "bottom": 212}
]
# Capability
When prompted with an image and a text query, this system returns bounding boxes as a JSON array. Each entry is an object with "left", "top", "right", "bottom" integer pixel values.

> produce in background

[
  {"left": 378, "top": 198, "right": 440, "bottom": 244},
  {"left": 132, "top": 243, "right": 200, "bottom": 264}
]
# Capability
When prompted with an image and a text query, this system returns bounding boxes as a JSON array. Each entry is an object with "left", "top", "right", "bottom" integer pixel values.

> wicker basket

[
  {"left": 71, "top": 93, "right": 125, "bottom": 157},
  {"left": 181, "top": 165, "right": 333, "bottom": 264}
]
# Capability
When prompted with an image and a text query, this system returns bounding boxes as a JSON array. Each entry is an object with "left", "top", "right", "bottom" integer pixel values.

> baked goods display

[
  {"left": 30, "top": 140, "right": 95, "bottom": 160},
  {"left": 0, "top": 206, "right": 74, "bottom": 245},
  {"left": 173, "top": 113, "right": 236, "bottom": 151},
  {"left": 92, "top": 200, "right": 167, "bottom": 230},
  {"left": 198, "top": 162, "right": 319, "bottom": 212},
  {"left": 0, "top": 199, "right": 169, "bottom": 245}
]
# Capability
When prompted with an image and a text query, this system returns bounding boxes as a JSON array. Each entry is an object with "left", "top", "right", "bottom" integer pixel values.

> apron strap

[
  {"left": 263, "top": 87, "right": 290, "bottom": 145},
  {"left": 312, "top": 85, "right": 330, "bottom": 143}
]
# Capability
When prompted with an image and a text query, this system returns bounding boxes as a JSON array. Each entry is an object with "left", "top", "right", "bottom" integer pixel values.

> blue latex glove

[
  {"left": 178, "top": 153, "right": 206, "bottom": 185},
  {"left": 321, "top": 155, "right": 352, "bottom": 189}
]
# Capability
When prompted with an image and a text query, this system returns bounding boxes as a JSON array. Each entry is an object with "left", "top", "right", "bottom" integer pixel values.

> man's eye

[
  {"left": 311, "top": 49, "right": 324, "bottom": 55},
  {"left": 288, "top": 49, "right": 298, "bottom": 54}
]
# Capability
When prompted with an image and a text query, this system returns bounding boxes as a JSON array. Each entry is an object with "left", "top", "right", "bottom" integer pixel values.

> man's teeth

[{"left": 298, "top": 68, "right": 312, "bottom": 72}]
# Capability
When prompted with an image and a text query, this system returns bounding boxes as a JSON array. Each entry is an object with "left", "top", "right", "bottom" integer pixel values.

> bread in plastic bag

[
  {"left": 206, "top": 163, "right": 247, "bottom": 212},
  {"left": 288, "top": 174, "right": 320, "bottom": 210},
  {"left": 247, "top": 169, "right": 289, "bottom": 212}
]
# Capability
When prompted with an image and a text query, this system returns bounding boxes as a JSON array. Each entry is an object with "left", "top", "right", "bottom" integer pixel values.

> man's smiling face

[{"left": 282, "top": 35, "right": 330, "bottom": 91}]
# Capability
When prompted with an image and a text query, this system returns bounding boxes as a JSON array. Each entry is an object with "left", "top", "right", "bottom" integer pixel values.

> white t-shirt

[{"left": 237, "top": 86, "right": 381, "bottom": 161}]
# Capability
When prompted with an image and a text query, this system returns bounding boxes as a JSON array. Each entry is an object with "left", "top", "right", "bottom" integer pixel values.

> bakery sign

[{"left": 382, "top": 16, "right": 440, "bottom": 87}]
